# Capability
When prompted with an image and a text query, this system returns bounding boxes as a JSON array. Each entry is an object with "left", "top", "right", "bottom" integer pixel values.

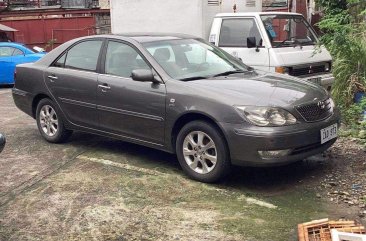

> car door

[
  {"left": 0, "top": 46, "right": 16, "bottom": 84},
  {"left": 44, "top": 39, "right": 103, "bottom": 129},
  {"left": 217, "top": 17, "right": 270, "bottom": 71},
  {"left": 97, "top": 40, "right": 166, "bottom": 144}
]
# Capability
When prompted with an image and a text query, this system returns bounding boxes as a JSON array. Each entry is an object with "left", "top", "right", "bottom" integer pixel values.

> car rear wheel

[
  {"left": 36, "top": 98, "right": 72, "bottom": 143},
  {"left": 176, "top": 121, "right": 231, "bottom": 183}
]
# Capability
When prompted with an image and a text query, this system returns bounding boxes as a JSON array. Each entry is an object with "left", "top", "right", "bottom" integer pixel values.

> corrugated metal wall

[{"left": 1, "top": 16, "right": 95, "bottom": 49}]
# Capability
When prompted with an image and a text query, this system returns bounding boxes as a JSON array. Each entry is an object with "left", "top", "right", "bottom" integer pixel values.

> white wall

[
  {"left": 220, "top": 0, "right": 263, "bottom": 12},
  {"left": 110, "top": 0, "right": 263, "bottom": 38},
  {"left": 111, "top": 0, "right": 205, "bottom": 37}
]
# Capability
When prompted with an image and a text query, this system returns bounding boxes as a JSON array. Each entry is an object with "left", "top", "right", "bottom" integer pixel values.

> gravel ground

[{"left": 319, "top": 138, "right": 366, "bottom": 219}]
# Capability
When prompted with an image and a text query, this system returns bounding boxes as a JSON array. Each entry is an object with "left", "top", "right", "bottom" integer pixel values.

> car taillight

[{"left": 14, "top": 70, "right": 16, "bottom": 83}]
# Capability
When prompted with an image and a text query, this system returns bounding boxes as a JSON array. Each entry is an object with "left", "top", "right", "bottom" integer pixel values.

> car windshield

[
  {"left": 260, "top": 14, "right": 318, "bottom": 48},
  {"left": 142, "top": 39, "right": 251, "bottom": 81}
]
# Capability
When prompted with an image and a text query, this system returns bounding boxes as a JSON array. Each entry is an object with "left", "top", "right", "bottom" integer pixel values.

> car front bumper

[{"left": 220, "top": 109, "right": 341, "bottom": 167}]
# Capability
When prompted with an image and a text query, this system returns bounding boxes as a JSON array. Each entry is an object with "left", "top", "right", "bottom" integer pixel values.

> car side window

[
  {"left": 53, "top": 53, "right": 66, "bottom": 68},
  {"left": 105, "top": 41, "right": 150, "bottom": 78},
  {"left": 12, "top": 48, "right": 24, "bottom": 56},
  {"left": 0, "top": 47, "right": 15, "bottom": 57},
  {"left": 64, "top": 40, "right": 103, "bottom": 72},
  {"left": 219, "top": 18, "right": 262, "bottom": 47}
]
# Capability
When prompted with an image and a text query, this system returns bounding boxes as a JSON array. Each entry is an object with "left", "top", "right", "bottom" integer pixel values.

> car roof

[
  {"left": 97, "top": 33, "right": 199, "bottom": 43},
  {"left": 215, "top": 12, "right": 303, "bottom": 18}
]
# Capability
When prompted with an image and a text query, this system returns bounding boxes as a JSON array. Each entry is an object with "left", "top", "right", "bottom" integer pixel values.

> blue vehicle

[{"left": 0, "top": 42, "right": 46, "bottom": 85}]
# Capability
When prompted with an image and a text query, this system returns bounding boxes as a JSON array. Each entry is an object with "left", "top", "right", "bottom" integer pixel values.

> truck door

[{"left": 216, "top": 18, "right": 270, "bottom": 71}]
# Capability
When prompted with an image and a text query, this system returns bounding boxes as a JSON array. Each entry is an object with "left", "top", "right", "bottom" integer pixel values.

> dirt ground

[{"left": 0, "top": 87, "right": 365, "bottom": 241}]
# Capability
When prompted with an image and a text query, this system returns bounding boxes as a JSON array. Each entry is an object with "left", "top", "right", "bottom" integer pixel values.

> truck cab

[{"left": 209, "top": 12, "right": 334, "bottom": 90}]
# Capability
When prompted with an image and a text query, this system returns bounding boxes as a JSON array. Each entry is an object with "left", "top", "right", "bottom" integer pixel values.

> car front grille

[
  {"left": 296, "top": 98, "right": 333, "bottom": 122},
  {"left": 289, "top": 64, "right": 328, "bottom": 77}
]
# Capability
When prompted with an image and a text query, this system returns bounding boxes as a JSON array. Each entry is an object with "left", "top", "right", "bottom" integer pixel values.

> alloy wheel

[
  {"left": 182, "top": 131, "right": 217, "bottom": 174},
  {"left": 39, "top": 105, "right": 58, "bottom": 137}
]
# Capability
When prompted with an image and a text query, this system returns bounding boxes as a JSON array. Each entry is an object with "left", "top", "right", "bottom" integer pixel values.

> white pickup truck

[{"left": 110, "top": 0, "right": 334, "bottom": 89}]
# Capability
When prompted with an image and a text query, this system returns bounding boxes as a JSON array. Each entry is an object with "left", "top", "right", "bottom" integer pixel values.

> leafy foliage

[
  {"left": 343, "top": 97, "right": 366, "bottom": 125},
  {"left": 316, "top": 0, "right": 366, "bottom": 107},
  {"left": 341, "top": 97, "right": 366, "bottom": 139}
]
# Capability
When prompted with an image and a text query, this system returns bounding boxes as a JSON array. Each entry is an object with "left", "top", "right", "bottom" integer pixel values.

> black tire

[
  {"left": 176, "top": 121, "right": 231, "bottom": 183},
  {"left": 36, "top": 98, "right": 72, "bottom": 143}
]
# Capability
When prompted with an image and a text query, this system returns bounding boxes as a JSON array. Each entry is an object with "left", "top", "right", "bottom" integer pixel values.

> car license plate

[
  {"left": 308, "top": 77, "right": 322, "bottom": 85},
  {"left": 321, "top": 124, "right": 338, "bottom": 144}
]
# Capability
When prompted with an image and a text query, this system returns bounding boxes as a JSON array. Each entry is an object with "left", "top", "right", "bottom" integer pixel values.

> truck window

[
  {"left": 219, "top": 18, "right": 262, "bottom": 48},
  {"left": 260, "top": 14, "right": 317, "bottom": 48}
]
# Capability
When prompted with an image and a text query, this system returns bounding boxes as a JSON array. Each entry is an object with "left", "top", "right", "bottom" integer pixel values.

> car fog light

[{"left": 258, "top": 149, "right": 291, "bottom": 158}]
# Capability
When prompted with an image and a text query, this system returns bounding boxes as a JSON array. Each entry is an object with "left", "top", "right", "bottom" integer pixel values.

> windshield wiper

[
  {"left": 276, "top": 37, "right": 301, "bottom": 48},
  {"left": 276, "top": 36, "right": 311, "bottom": 48},
  {"left": 180, "top": 76, "right": 209, "bottom": 81},
  {"left": 212, "top": 70, "right": 247, "bottom": 77}
]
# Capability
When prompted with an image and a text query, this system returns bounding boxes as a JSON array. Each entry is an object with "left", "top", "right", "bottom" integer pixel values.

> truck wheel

[
  {"left": 176, "top": 121, "right": 231, "bottom": 183},
  {"left": 36, "top": 98, "right": 72, "bottom": 143}
]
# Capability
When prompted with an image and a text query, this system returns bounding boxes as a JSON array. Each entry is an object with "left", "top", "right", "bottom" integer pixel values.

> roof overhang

[{"left": 0, "top": 23, "right": 18, "bottom": 32}]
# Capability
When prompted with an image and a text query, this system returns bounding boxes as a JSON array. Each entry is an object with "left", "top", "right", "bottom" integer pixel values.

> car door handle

[
  {"left": 98, "top": 84, "right": 111, "bottom": 92},
  {"left": 47, "top": 75, "right": 58, "bottom": 82}
]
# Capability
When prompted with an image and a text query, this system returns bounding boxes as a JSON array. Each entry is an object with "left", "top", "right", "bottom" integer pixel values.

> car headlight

[
  {"left": 235, "top": 106, "right": 297, "bottom": 127},
  {"left": 329, "top": 98, "right": 335, "bottom": 109}
]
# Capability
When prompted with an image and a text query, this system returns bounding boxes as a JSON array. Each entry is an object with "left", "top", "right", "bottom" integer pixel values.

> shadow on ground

[{"left": 69, "top": 131, "right": 326, "bottom": 193}]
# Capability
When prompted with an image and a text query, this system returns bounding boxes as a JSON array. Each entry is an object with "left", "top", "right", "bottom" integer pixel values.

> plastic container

[{"left": 354, "top": 91, "right": 365, "bottom": 103}]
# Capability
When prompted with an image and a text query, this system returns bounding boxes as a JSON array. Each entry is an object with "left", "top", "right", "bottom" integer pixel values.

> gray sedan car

[{"left": 12, "top": 34, "right": 340, "bottom": 182}]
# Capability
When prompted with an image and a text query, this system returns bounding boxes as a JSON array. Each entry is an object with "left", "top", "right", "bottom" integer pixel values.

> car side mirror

[
  {"left": 247, "top": 37, "right": 257, "bottom": 48},
  {"left": 131, "top": 69, "right": 157, "bottom": 83},
  {"left": 0, "top": 133, "right": 6, "bottom": 153},
  {"left": 247, "top": 37, "right": 260, "bottom": 52}
]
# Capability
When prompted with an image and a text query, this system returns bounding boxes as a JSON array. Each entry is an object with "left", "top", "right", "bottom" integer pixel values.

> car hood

[{"left": 187, "top": 71, "right": 328, "bottom": 108}]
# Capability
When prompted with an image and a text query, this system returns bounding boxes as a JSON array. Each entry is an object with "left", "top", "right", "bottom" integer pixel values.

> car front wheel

[
  {"left": 176, "top": 121, "right": 231, "bottom": 183},
  {"left": 36, "top": 98, "right": 72, "bottom": 143}
]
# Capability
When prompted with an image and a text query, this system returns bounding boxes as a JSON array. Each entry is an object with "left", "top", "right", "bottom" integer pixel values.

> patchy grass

[{"left": 0, "top": 144, "right": 333, "bottom": 241}]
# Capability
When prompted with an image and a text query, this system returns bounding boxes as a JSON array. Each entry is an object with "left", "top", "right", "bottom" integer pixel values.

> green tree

[{"left": 316, "top": 0, "right": 366, "bottom": 107}]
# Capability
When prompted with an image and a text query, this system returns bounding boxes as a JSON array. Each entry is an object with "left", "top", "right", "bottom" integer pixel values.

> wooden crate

[{"left": 298, "top": 219, "right": 365, "bottom": 241}]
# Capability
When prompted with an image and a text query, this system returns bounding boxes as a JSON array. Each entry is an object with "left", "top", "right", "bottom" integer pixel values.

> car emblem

[{"left": 318, "top": 101, "right": 325, "bottom": 109}]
